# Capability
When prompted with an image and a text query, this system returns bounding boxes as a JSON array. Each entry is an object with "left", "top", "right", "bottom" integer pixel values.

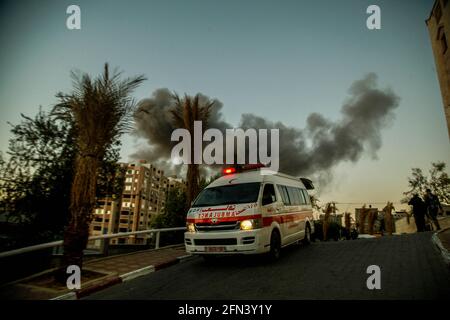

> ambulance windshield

[{"left": 192, "top": 182, "right": 261, "bottom": 207}]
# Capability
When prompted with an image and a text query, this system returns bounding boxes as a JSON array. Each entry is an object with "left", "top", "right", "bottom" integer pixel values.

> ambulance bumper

[{"left": 184, "top": 229, "right": 268, "bottom": 255}]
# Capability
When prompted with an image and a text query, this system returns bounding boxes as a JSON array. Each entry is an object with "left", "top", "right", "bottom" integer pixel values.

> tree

[
  {"left": 402, "top": 162, "right": 450, "bottom": 204},
  {"left": 0, "top": 109, "right": 76, "bottom": 249},
  {"left": 151, "top": 187, "right": 187, "bottom": 246},
  {"left": 0, "top": 108, "right": 127, "bottom": 252},
  {"left": 198, "top": 173, "right": 220, "bottom": 192},
  {"left": 53, "top": 64, "right": 145, "bottom": 273},
  {"left": 170, "top": 94, "right": 214, "bottom": 208}
]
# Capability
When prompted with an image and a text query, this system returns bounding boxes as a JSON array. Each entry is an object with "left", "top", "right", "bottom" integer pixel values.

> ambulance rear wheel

[{"left": 269, "top": 230, "right": 281, "bottom": 261}]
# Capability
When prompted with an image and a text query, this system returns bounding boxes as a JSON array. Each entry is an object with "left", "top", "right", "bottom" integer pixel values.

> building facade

[
  {"left": 426, "top": 0, "right": 450, "bottom": 138},
  {"left": 89, "top": 161, "right": 185, "bottom": 247}
]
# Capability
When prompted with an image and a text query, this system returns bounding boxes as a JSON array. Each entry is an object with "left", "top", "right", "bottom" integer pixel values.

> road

[{"left": 87, "top": 232, "right": 450, "bottom": 300}]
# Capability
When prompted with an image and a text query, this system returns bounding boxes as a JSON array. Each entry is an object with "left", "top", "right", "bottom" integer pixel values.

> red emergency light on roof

[
  {"left": 222, "top": 164, "right": 266, "bottom": 175},
  {"left": 223, "top": 167, "right": 236, "bottom": 175}
]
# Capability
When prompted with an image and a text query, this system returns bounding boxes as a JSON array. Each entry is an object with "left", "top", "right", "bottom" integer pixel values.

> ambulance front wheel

[{"left": 268, "top": 229, "right": 281, "bottom": 261}]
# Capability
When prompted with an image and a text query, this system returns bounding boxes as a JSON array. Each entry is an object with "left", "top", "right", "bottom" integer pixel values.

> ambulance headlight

[
  {"left": 240, "top": 219, "right": 256, "bottom": 231},
  {"left": 186, "top": 222, "right": 196, "bottom": 233}
]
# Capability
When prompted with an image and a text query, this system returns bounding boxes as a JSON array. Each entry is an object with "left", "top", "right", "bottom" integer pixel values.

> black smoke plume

[{"left": 132, "top": 73, "right": 400, "bottom": 185}]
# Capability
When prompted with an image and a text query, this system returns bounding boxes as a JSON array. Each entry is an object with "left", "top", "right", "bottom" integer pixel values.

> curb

[
  {"left": 50, "top": 291, "right": 77, "bottom": 300},
  {"left": 76, "top": 276, "right": 122, "bottom": 299},
  {"left": 120, "top": 266, "right": 155, "bottom": 282},
  {"left": 51, "top": 254, "right": 194, "bottom": 300},
  {"left": 431, "top": 228, "right": 450, "bottom": 267}
]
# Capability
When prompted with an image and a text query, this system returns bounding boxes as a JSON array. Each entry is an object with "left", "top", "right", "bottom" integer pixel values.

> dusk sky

[{"left": 0, "top": 0, "right": 449, "bottom": 212}]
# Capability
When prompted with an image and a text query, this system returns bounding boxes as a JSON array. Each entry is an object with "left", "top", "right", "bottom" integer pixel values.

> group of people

[{"left": 408, "top": 189, "right": 442, "bottom": 232}]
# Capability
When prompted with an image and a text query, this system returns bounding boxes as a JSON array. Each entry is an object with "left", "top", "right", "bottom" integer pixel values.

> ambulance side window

[
  {"left": 297, "top": 188, "right": 307, "bottom": 205},
  {"left": 262, "top": 184, "right": 276, "bottom": 206},
  {"left": 277, "top": 185, "right": 291, "bottom": 205},
  {"left": 301, "top": 189, "right": 311, "bottom": 205},
  {"left": 287, "top": 186, "right": 301, "bottom": 205}
]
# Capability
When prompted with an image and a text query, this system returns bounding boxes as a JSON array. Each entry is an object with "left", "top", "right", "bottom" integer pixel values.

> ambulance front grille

[{"left": 195, "top": 221, "right": 239, "bottom": 232}]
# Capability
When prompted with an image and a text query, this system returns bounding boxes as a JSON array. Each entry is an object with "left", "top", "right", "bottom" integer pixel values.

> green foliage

[
  {"left": 402, "top": 162, "right": 450, "bottom": 204},
  {"left": 151, "top": 187, "right": 187, "bottom": 229},
  {"left": 151, "top": 187, "right": 187, "bottom": 246},
  {"left": 96, "top": 148, "right": 127, "bottom": 199},
  {"left": 0, "top": 109, "right": 123, "bottom": 250},
  {"left": 0, "top": 109, "right": 76, "bottom": 249}
]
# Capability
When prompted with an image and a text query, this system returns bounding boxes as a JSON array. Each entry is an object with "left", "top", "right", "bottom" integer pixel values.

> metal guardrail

[{"left": 0, "top": 226, "right": 186, "bottom": 259}]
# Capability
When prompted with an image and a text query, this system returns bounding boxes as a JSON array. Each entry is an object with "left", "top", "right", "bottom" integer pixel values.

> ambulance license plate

[{"left": 206, "top": 246, "right": 225, "bottom": 252}]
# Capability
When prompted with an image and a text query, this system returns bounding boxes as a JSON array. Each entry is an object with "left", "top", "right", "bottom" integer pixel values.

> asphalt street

[{"left": 87, "top": 232, "right": 450, "bottom": 300}]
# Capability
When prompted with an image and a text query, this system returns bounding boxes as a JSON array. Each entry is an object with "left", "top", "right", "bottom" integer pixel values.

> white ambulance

[{"left": 185, "top": 164, "right": 315, "bottom": 260}]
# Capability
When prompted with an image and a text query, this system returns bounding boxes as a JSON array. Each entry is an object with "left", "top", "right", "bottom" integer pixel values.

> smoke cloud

[
  {"left": 131, "top": 73, "right": 400, "bottom": 186},
  {"left": 131, "top": 88, "right": 230, "bottom": 175}
]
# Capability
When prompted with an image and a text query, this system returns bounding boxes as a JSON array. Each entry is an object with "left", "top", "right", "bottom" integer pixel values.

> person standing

[
  {"left": 408, "top": 194, "right": 426, "bottom": 232},
  {"left": 383, "top": 201, "right": 395, "bottom": 235},
  {"left": 424, "top": 189, "right": 442, "bottom": 230}
]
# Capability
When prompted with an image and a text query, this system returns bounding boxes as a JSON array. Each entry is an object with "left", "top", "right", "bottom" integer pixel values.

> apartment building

[
  {"left": 165, "top": 176, "right": 187, "bottom": 201},
  {"left": 89, "top": 160, "right": 186, "bottom": 247}
]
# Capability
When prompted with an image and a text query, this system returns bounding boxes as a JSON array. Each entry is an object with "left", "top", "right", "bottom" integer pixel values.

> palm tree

[
  {"left": 53, "top": 64, "right": 145, "bottom": 274},
  {"left": 170, "top": 93, "right": 214, "bottom": 208}
]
